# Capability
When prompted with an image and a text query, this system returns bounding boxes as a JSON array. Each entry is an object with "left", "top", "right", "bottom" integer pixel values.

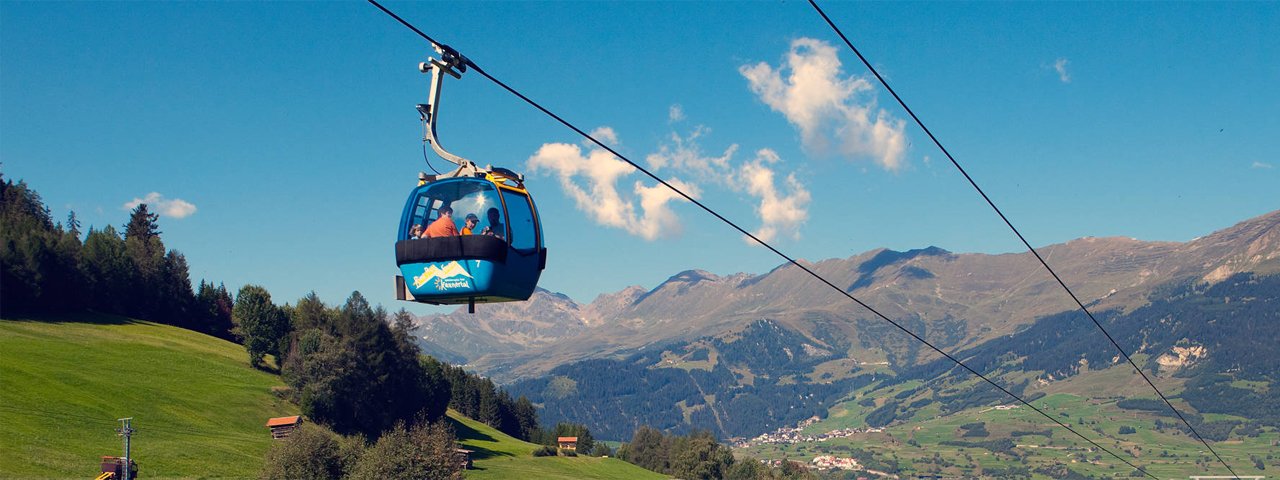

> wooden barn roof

[{"left": 265, "top": 416, "right": 302, "bottom": 427}]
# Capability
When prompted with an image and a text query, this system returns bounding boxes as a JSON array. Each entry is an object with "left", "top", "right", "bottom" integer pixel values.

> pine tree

[
  {"left": 513, "top": 395, "right": 540, "bottom": 442},
  {"left": 123, "top": 203, "right": 165, "bottom": 318},
  {"left": 65, "top": 210, "right": 81, "bottom": 239},
  {"left": 195, "top": 281, "right": 236, "bottom": 340},
  {"left": 291, "top": 291, "right": 335, "bottom": 333},
  {"left": 80, "top": 226, "right": 131, "bottom": 314},
  {"left": 123, "top": 203, "right": 161, "bottom": 240},
  {"left": 0, "top": 176, "right": 59, "bottom": 313},
  {"left": 160, "top": 251, "right": 196, "bottom": 326}
]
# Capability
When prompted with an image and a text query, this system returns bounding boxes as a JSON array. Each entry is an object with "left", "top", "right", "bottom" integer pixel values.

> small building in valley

[{"left": 557, "top": 436, "right": 578, "bottom": 451}]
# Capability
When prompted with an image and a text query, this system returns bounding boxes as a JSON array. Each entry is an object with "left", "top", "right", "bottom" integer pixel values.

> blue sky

[{"left": 3, "top": 2, "right": 1277, "bottom": 313}]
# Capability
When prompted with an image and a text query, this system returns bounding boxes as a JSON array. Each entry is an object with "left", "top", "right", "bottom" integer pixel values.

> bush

[
  {"left": 561, "top": 449, "right": 578, "bottom": 457},
  {"left": 592, "top": 442, "right": 612, "bottom": 457},
  {"left": 1118, "top": 426, "right": 1136, "bottom": 435},
  {"left": 261, "top": 423, "right": 361, "bottom": 480},
  {"left": 349, "top": 420, "right": 461, "bottom": 480},
  {"left": 532, "top": 445, "right": 558, "bottom": 457}
]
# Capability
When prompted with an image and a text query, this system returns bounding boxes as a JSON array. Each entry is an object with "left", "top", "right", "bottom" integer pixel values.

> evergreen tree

[
  {"left": 123, "top": 203, "right": 161, "bottom": 239},
  {"left": 668, "top": 430, "right": 734, "bottom": 480},
  {"left": 417, "top": 356, "right": 452, "bottom": 423},
  {"left": 284, "top": 291, "right": 437, "bottom": 438},
  {"left": 291, "top": 291, "right": 335, "bottom": 333},
  {"left": 513, "top": 395, "right": 540, "bottom": 442},
  {"left": 478, "top": 383, "right": 502, "bottom": 428},
  {"left": 195, "top": 281, "right": 236, "bottom": 340},
  {"left": 80, "top": 226, "right": 132, "bottom": 314},
  {"left": 0, "top": 176, "right": 60, "bottom": 313},
  {"left": 65, "top": 210, "right": 81, "bottom": 239},
  {"left": 47, "top": 220, "right": 85, "bottom": 311},
  {"left": 284, "top": 328, "right": 361, "bottom": 435},
  {"left": 123, "top": 203, "right": 165, "bottom": 318},
  {"left": 619, "top": 426, "right": 669, "bottom": 473},
  {"left": 159, "top": 250, "right": 195, "bottom": 326}
]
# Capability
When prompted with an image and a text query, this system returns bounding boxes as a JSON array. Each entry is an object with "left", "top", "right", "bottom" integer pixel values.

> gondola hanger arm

[{"left": 418, "top": 46, "right": 480, "bottom": 178}]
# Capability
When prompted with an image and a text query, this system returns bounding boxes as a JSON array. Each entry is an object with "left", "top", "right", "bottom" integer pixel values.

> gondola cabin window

[
  {"left": 405, "top": 180, "right": 505, "bottom": 241},
  {"left": 501, "top": 189, "right": 538, "bottom": 251}
]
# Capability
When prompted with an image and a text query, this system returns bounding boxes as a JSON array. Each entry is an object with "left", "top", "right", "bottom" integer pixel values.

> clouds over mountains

[{"left": 528, "top": 38, "right": 905, "bottom": 242}]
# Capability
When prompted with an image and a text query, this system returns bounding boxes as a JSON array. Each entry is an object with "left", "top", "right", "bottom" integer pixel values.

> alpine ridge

[{"left": 416, "top": 209, "right": 1280, "bottom": 382}]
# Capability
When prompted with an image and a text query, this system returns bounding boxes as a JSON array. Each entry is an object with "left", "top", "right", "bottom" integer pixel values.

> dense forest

[
  {"left": 617, "top": 426, "right": 815, "bottom": 479},
  {"left": 511, "top": 319, "right": 875, "bottom": 440},
  {"left": 1, "top": 174, "right": 235, "bottom": 338}
]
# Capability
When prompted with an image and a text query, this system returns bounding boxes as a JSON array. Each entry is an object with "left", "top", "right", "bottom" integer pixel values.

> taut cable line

[
  {"left": 366, "top": 1, "right": 1159, "bottom": 477},
  {"left": 804, "top": 1, "right": 1239, "bottom": 478}
]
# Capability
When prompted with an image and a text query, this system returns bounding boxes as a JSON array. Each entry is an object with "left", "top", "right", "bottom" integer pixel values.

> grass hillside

[
  {"left": 1, "top": 313, "right": 664, "bottom": 479},
  {"left": 740, "top": 368, "right": 1280, "bottom": 478},
  {"left": 448, "top": 410, "right": 663, "bottom": 479},
  {"left": 0, "top": 314, "right": 298, "bottom": 479}
]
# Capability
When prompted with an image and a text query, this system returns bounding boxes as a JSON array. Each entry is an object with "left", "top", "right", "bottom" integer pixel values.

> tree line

[
  {"left": 1, "top": 174, "right": 235, "bottom": 339},
  {"left": 228, "top": 285, "right": 548, "bottom": 443},
  {"left": 616, "top": 426, "right": 815, "bottom": 479}
]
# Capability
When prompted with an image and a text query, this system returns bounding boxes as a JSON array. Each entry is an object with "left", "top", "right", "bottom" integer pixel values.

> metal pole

[{"left": 117, "top": 418, "right": 133, "bottom": 480}]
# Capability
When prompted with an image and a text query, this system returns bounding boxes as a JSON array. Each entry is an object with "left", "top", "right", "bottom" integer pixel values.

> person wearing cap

[
  {"left": 461, "top": 213, "right": 479, "bottom": 235},
  {"left": 424, "top": 205, "right": 458, "bottom": 237}
]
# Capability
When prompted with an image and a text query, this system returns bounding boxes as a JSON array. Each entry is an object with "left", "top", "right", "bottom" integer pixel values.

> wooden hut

[
  {"left": 557, "top": 436, "right": 578, "bottom": 451},
  {"left": 265, "top": 415, "right": 304, "bottom": 439},
  {"left": 454, "top": 448, "right": 474, "bottom": 469}
]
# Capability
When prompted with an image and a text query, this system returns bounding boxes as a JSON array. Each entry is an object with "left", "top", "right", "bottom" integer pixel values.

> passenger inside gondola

[
  {"left": 462, "top": 213, "right": 479, "bottom": 235},
  {"left": 425, "top": 205, "right": 458, "bottom": 237},
  {"left": 480, "top": 207, "right": 504, "bottom": 240}
]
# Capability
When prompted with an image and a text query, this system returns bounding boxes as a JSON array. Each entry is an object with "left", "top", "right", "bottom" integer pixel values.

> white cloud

[
  {"left": 1251, "top": 161, "right": 1273, "bottom": 169},
  {"left": 1053, "top": 57, "right": 1071, "bottom": 83},
  {"left": 646, "top": 122, "right": 810, "bottom": 243},
  {"left": 739, "top": 149, "right": 811, "bottom": 242},
  {"left": 527, "top": 132, "right": 697, "bottom": 240},
  {"left": 587, "top": 126, "right": 619, "bottom": 148},
  {"left": 533, "top": 110, "right": 814, "bottom": 244},
  {"left": 122, "top": 192, "right": 197, "bottom": 219},
  {"left": 668, "top": 104, "right": 685, "bottom": 123},
  {"left": 645, "top": 125, "right": 737, "bottom": 179},
  {"left": 740, "top": 38, "right": 908, "bottom": 171}
]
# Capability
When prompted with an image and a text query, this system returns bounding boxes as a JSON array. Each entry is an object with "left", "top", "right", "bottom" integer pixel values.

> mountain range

[{"left": 415, "top": 209, "right": 1280, "bottom": 381}]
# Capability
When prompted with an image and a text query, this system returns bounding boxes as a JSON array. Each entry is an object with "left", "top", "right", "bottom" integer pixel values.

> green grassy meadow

[
  {"left": 1, "top": 314, "right": 666, "bottom": 479},
  {"left": 740, "top": 373, "right": 1280, "bottom": 479},
  {"left": 1, "top": 314, "right": 297, "bottom": 479},
  {"left": 448, "top": 411, "right": 663, "bottom": 479}
]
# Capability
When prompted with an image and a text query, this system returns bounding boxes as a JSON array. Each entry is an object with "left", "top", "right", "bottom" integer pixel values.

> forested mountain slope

[{"left": 418, "top": 210, "right": 1280, "bottom": 384}]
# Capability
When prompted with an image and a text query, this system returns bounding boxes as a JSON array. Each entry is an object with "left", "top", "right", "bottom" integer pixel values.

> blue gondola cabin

[{"left": 395, "top": 169, "right": 546, "bottom": 309}]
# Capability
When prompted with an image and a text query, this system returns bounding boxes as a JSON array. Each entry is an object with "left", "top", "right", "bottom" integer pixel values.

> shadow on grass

[
  {"left": 1, "top": 310, "right": 139, "bottom": 325},
  {"left": 448, "top": 416, "right": 514, "bottom": 460}
]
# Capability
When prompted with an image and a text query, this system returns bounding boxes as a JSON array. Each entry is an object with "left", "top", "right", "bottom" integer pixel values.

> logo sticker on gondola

[{"left": 412, "top": 261, "right": 475, "bottom": 290}]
